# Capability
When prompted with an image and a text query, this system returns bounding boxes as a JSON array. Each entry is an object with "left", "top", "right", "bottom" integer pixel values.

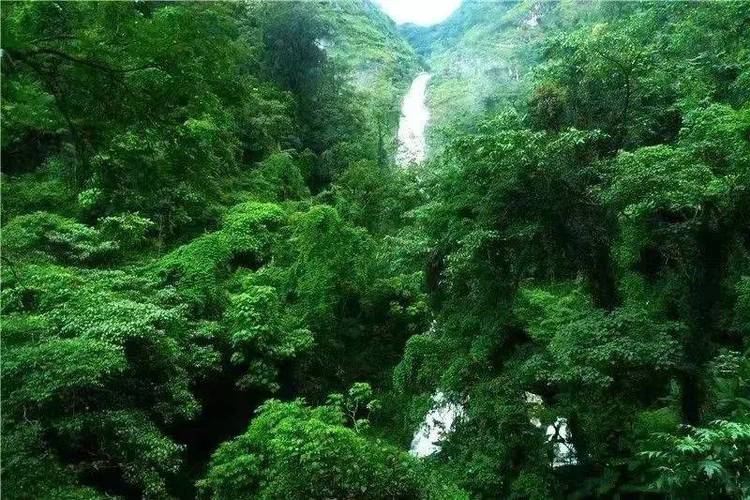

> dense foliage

[
  {"left": 1, "top": 1, "right": 428, "bottom": 497},
  {"left": 2, "top": 1, "right": 749, "bottom": 499},
  {"left": 398, "top": 1, "right": 750, "bottom": 498}
]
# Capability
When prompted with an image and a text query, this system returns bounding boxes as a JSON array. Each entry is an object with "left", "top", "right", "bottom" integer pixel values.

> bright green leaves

[
  {"left": 288, "top": 205, "right": 374, "bottom": 325},
  {"left": 199, "top": 394, "right": 466, "bottom": 500},
  {"left": 155, "top": 201, "right": 285, "bottom": 312},
  {"left": 62, "top": 410, "right": 186, "bottom": 498},
  {"left": 326, "top": 382, "right": 382, "bottom": 432},
  {"left": 679, "top": 103, "right": 750, "bottom": 173},
  {"left": 248, "top": 0, "right": 380, "bottom": 178},
  {"left": 642, "top": 420, "right": 750, "bottom": 498},
  {"left": 394, "top": 326, "right": 470, "bottom": 397},
  {"left": 2, "top": 212, "right": 118, "bottom": 265},
  {"left": 1, "top": 422, "right": 104, "bottom": 500},
  {"left": 333, "top": 159, "right": 422, "bottom": 233},
  {"left": 248, "top": 151, "right": 309, "bottom": 202},
  {"left": 430, "top": 123, "right": 606, "bottom": 299},
  {"left": 1, "top": 1, "right": 298, "bottom": 237},
  {"left": 1, "top": 1, "right": 430, "bottom": 498},
  {"left": 516, "top": 284, "right": 593, "bottom": 343},
  {"left": 1, "top": 173, "right": 75, "bottom": 220},
  {"left": 602, "top": 104, "right": 749, "bottom": 305},
  {"left": 503, "top": 287, "right": 685, "bottom": 495},
  {"left": 3, "top": 266, "right": 208, "bottom": 418},
  {"left": 542, "top": 21, "right": 659, "bottom": 149},
  {"left": 638, "top": 351, "right": 750, "bottom": 496},
  {"left": 1, "top": 264, "right": 211, "bottom": 497},
  {"left": 5, "top": 1, "right": 748, "bottom": 498},
  {"left": 549, "top": 305, "right": 680, "bottom": 386},
  {"left": 2, "top": 337, "right": 126, "bottom": 407},
  {"left": 0, "top": 74, "right": 64, "bottom": 149},
  {"left": 98, "top": 212, "right": 153, "bottom": 252},
  {"left": 392, "top": 5, "right": 750, "bottom": 498},
  {"left": 222, "top": 201, "right": 286, "bottom": 256},
  {"left": 605, "top": 145, "right": 730, "bottom": 223},
  {"left": 518, "top": 284, "right": 682, "bottom": 389},
  {"left": 226, "top": 285, "right": 313, "bottom": 392}
]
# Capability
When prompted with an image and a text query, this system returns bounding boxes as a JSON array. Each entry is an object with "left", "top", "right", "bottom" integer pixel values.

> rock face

[{"left": 396, "top": 72, "right": 431, "bottom": 166}]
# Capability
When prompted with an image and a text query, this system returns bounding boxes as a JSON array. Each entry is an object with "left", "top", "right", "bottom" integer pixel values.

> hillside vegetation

[{"left": 2, "top": 1, "right": 749, "bottom": 499}]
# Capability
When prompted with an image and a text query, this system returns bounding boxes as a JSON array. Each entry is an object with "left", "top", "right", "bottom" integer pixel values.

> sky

[{"left": 373, "top": 0, "right": 462, "bottom": 26}]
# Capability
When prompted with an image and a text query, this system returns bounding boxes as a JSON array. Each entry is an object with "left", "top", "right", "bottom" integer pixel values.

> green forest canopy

[{"left": 1, "top": 1, "right": 749, "bottom": 498}]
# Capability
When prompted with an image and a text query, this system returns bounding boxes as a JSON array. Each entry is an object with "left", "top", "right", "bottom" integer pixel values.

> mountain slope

[
  {"left": 401, "top": 1, "right": 543, "bottom": 144},
  {"left": 322, "top": 1, "right": 423, "bottom": 163}
]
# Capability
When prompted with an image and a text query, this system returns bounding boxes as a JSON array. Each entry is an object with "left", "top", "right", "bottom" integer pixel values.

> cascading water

[
  {"left": 396, "top": 72, "right": 431, "bottom": 167},
  {"left": 406, "top": 318, "right": 463, "bottom": 457},
  {"left": 526, "top": 392, "right": 577, "bottom": 467},
  {"left": 394, "top": 72, "right": 462, "bottom": 457}
]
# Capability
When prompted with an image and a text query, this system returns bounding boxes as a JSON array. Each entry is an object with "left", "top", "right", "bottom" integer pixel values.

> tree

[{"left": 198, "top": 388, "right": 467, "bottom": 500}]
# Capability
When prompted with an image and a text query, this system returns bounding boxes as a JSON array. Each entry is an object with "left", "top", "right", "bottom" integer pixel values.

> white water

[
  {"left": 410, "top": 389, "right": 578, "bottom": 464},
  {"left": 525, "top": 392, "right": 578, "bottom": 467},
  {"left": 408, "top": 323, "right": 463, "bottom": 457},
  {"left": 396, "top": 72, "right": 431, "bottom": 166},
  {"left": 409, "top": 391, "right": 464, "bottom": 457},
  {"left": 396, "top": 75, "right": 456, "bottom": 456},
  {"left": 547, "top": 417, "right": 577, "bottom": 467}
]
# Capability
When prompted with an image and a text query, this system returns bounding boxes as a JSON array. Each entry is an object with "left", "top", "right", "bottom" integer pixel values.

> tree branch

[{"left": 12, "top": 47, "right": 160, "bottom": 74}]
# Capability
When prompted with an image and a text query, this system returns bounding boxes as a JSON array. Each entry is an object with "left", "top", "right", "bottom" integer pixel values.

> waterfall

[{"left": 396, "top": 72, "right": 431, "bottom": 167}]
